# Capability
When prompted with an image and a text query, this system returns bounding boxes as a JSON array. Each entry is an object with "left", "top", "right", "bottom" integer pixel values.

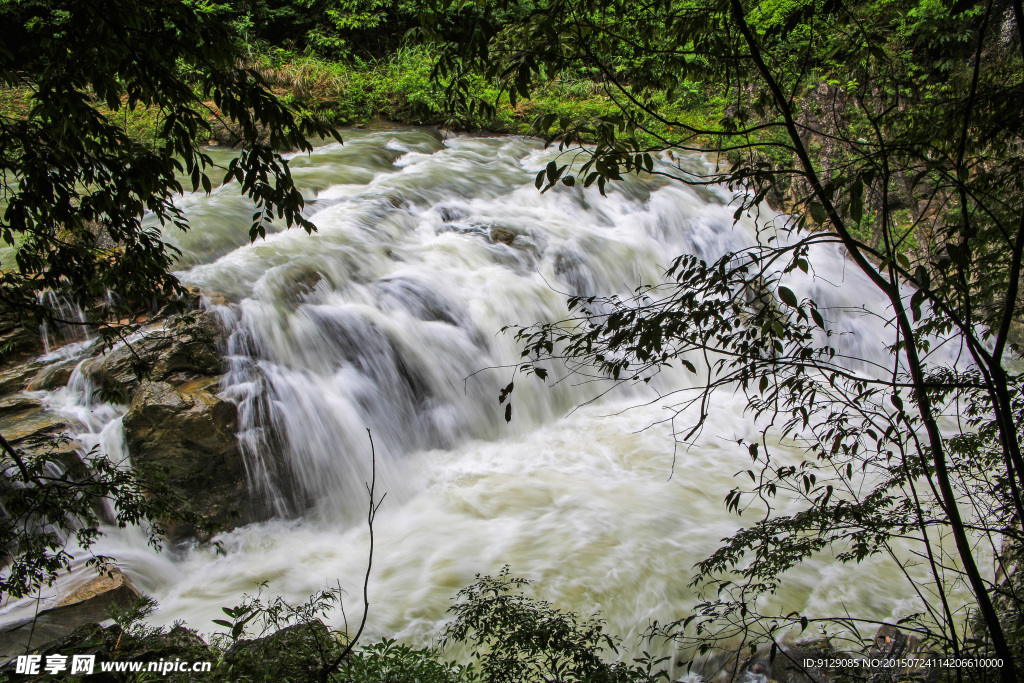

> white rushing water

[{"left": 3, "top": 128, "right": 970, "bottom": 667}]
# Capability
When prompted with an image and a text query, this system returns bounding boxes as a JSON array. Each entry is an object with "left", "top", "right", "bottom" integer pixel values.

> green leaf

[
  {"left": 809, "top": 202, "right": 827, "bottom": 224},
  {"left": 778, "top": 286, "right": 799, "bottom": 308},
  {"left": 849, "top": 179, "right": 863, "bottom": 223},
  {"left": 910, "top": 289, "right": 926, "bottom": 322},
  {"left": 811, "top": 307, "right": 825, "bottom": 329}
]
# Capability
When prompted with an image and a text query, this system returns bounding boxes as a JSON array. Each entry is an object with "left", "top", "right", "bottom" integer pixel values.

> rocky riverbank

[
  {"left": 0, "top": 296, "right": 254, "bottom": 654},
  {"left": 0, "top": 299, "right": 248, "bottom": 543}
]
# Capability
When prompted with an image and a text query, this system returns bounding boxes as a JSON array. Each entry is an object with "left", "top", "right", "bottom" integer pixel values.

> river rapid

[{"left": 3, "top": 127, "right": 968, "bottom": 667}]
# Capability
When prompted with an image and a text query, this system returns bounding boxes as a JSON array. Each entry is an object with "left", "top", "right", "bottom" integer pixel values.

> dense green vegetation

[
  {"left": 0, "top": 0, "right": 339, "bottom": 601},
  {"left": 1, "top": 0, "right": 1023, "bottom": 680},
  {"left": 419, "top": 0, "right": 1024, "bottom": 678},
  {"left": 4, "top": 570, "right": 669, "bottom": 682}
]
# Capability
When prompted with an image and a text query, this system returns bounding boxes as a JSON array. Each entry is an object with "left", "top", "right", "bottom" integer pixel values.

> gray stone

[
  {"left": 0, "top": 359, "right": 46, "bottom": 396},
  {"left": 0, "top": 569, "right": 140, "bottom": 658},
  {"left": 83, "top": 310, "right": 223, "bottom": 397},
  {"left": 25, "top": 357, "right": 80, "bottom": 392},
  {"left": 122, "top": 376, "right": 245, "bottom": 539}
]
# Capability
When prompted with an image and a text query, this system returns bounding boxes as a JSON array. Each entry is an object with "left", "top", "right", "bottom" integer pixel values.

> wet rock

[
  {"left": 438, "top": 205, "right": 465, "bottom": 222},
  {"left": 0, "top": 402, "right": 98, "bottom": 527},
  {"left": 554, "top": 248, "right": 595, "bottom": 296},
  {"left": 25, "top": 357, "right": 81, "bottom": 392},
  {"left": 727, "top": 638, "right": 837, "bottom": 683},
  {"left": 203, "top": 291, "right": 232, "bottom": 306},
  {"left": 151, "top": 313, "right": 223, "bottom": 379},
  {"left": 209, "top": 120, "right": 244, "bottom": 147},
  {"left": 122, "top": 377, "right": 245, "bottom": 539},
  {"left": 83, "top": 310, "right": 224, "bottom": 397},
  {"left": 56, "top": 569, "right": 142, "bottom": 610},
  {"left": 0, "top": 404, "right": 80, "bottom": 463},
  {"left": 489, "top": 226, "right": 521, "bottom": 246},
  {"left": 0, "top": 315, "right": 44, "bottom": 364},
  {"left": 225, "top": 620, "right": 333, "bottom": 681},
  {"left": 870, "top": 625, "right": 937, "bottom": 681},
  {"left": 0, "top": 394, "right": 40, "bottom": 417},
  {"left": 485, "top": 225, "right": 545, "bottom": 263},
  {"left": 768, "top": 639, "right": 833, "bottom": 682},
  {"left": 0, "top": 303, "right": 243, "bottom": 544},
  {"left": 208, "top": 121, "right": 283, "bottom": 149},
  {"left": 282, "top": 267, "right": 323, "bottom": 304},
  {"left": 0, "top": 358, "right": 46, "bottom": 395},
  {"left": 0, "top": 569, "right": 140, "bottom": 658}
]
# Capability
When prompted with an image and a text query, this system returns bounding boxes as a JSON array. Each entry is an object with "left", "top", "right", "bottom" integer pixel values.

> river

[{"left": 2, "top": 127, "right": 969, "bottom": 670}]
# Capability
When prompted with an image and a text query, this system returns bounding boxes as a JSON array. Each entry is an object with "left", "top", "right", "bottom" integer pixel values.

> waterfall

[
  {"left": 37, "top": 291, "right": 92, "bottom": 355},
  {"left": 1, "top": 128, "right": 970, "bottom": 659}
]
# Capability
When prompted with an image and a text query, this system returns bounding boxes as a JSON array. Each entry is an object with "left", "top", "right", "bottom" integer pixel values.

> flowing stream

[{"left": 2, "top": 127, "right": 972, "bottom": 666}]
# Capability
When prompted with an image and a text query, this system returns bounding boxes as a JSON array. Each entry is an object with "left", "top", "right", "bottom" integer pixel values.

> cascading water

[
  {"left": 37, "top": 291, "right": 92, "bottom": 355},
  {"left": 1, "top": 127, "right": 972, "bottom": 666}
]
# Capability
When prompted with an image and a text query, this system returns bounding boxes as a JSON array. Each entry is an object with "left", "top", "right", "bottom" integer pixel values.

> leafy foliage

[
  {"left": 419, "top": 0, "right": 1024, "bottom": 678},
  {"left": 0, "top": 443, "right": 196, "bottom": 599},
  {"left": 10, "top": 572, "right": 671, "bottom": 683},
  {"left": 443, "top": 567, "right": 669, "bottom": 683},
  {"left": 0, "top": 0, "right": 339, "bottom": 602},
  {"left": 0, "top": 0, "right": 339, "bottom": 338}
]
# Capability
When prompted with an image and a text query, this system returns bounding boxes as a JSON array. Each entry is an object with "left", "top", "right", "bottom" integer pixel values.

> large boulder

[
  {"left": 0, "top": 306, "right": 249, "bottom": 542},
  {"left": 83, "top": 311, "right": 223, "bottom": 399},
  {"left": 122, "top": 377, "right": 245, "bottom": 539},
  {"left": 0, "top": 402, "right": 83, "bottom": 475},
  {"left": 0, "top": 568, "right": 140, "bottom": 659},
  {"left": 78, "top": 308, "right": 249, "bottom": 539}
]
